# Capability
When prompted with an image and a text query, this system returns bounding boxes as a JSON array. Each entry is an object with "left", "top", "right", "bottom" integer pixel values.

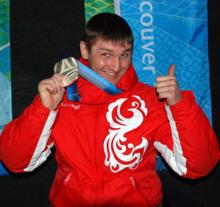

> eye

[
  {"left": 121, "top": 52, "right": 130, "bottom": 58},
  {"left": 101, "top": 53, "right": 111, "bottom": 57}
]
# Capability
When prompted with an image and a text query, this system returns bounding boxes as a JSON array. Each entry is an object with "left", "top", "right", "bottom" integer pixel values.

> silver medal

[{"left": 54, "top": 57, "right": 79, "bottom": 87}]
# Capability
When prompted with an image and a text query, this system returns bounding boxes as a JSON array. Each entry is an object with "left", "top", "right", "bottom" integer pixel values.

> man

[{"left": 0, "top": 13, "right": 219, "bottom": 207}]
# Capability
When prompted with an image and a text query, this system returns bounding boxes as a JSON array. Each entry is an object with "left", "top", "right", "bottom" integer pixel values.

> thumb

[{"left": 168, "top": 64, "right": 176, "bottom": 76}]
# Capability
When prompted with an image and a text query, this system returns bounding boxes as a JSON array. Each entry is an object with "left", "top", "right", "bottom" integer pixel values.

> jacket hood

[{"left": 64, "top": 57, "right": 139, "bottom": 104}]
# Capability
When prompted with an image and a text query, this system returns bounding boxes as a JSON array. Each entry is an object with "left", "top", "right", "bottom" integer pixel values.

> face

[{"left": 80, "top": 39, "right": 132, "bottom": 85}]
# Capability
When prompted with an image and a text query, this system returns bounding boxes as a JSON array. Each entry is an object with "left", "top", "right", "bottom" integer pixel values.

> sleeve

[
  {"left": 154, "top": 91, "right": 219, "bottom": 179},
  {"left": 0, "top": 95, "right": 57, "bottom": 173}
]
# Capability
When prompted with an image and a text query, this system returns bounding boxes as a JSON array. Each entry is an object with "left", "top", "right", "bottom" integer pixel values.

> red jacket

[{"left": 0, "top": 60, "right": 219, "bottom": 207}]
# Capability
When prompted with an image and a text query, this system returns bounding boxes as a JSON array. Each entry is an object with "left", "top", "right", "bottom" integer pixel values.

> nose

[{"left": 111, "top": 57, "right": 121, "bottom": 73}]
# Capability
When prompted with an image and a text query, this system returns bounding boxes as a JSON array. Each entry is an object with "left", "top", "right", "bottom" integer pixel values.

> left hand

[{"left": 155, "top": 64, "right": 182, "bottom": 105}]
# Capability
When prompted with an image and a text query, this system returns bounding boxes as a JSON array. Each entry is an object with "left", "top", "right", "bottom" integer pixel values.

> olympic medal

[{"left": 54, "top": 57, "right": 79, "bottom": 87}]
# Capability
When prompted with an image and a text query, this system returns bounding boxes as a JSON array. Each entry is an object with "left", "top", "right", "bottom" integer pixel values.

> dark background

[{"left": 0, "top": 1, "right": 219, "bottom": 206}]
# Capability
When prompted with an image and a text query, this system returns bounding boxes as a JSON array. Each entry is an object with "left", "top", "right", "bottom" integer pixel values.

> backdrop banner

[
  {"left": 114, "top": 0, "right": 211, "bottom": 121},
  {"left": 0, "top": 0, "right": 11, "bottom": 175}
]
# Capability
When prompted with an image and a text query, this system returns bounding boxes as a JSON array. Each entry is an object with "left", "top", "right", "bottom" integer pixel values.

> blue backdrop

[
  {"left": 0, "top": 0, "right": 11, "bottom": 175},
  {"left": 115, "top": 0, "right": 211, "bottom": 121}
]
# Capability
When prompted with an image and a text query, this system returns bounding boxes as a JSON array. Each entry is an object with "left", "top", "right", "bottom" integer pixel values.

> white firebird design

[{"left": 104, "top": 95, "right": 149, "bottom": 173}]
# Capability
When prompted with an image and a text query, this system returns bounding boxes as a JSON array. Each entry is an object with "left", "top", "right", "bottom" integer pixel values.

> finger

[
  {"left": 42, "top": 77, "right": 60, "bottom": 94},
  {"left": 156, "top": 78, "right": 177, "bottom": 88},
  {"left": 156, "top": 85, "right": 176, "bottom": 94},
  {"left": 40, "top": 81, "right": 56, "bottom": 94},
  {"left": 53, "top": 74, "right": 65, "bottom": 87},
  {"left": 157, "top": 91, "right": 175, "bottom": 100},
  {"left": 168, "top": 64, "right": 176, "bottom": 76},
  {"left": 52, "top": 74, "right": 65, "bottom": 92},
  {"left": 156, "top": 75, "right": 176, "bottom": 82}
]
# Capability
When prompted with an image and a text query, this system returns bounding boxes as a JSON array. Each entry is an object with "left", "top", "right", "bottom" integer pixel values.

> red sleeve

[
  {"left": 0, "top": 95, "right": 57, "bottom": 173},
  {"left": 154, "top": 91, "right": 219, "bottom": 179}
]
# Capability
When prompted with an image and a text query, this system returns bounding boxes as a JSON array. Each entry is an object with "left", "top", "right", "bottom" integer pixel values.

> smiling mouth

[
  {"left": 106, "top": 73, "right": 116, "bottom": 77},
  {"left": 104, "top": 71, "right": 119, "bottom": 77}
]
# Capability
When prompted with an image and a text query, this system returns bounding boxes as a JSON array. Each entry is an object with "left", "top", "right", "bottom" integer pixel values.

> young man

[{"left": 0, "top": 13, "right": 219, "bottom": 207}]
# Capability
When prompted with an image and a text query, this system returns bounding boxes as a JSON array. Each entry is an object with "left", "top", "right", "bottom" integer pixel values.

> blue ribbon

[{"left": 67, "top": 61, "right": 122, "bottom": 101}]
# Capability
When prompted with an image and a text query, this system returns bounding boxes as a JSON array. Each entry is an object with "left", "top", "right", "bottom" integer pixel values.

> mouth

[
  {"left": 106, "top": 73, "right": 117, "bottom": 77},
  {"left": 104, "top": 70, "right": 119, "bottom": 77}
]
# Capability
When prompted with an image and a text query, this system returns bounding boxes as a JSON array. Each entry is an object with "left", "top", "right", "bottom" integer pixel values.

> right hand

[
  {"left": 38, "top": 74, "right": 65, "bottom": 110},
  {"left": 155, "top": 64, "right": 182, "bottom": 105}
]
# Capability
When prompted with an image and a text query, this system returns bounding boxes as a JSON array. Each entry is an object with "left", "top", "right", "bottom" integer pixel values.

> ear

[{"left": 80, "top": 41, "right": 89, "bottom": 60}]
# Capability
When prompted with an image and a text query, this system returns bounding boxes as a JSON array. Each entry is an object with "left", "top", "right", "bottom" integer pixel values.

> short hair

[{"left": 83, "top": 12, "right": 133, "bottom": 51}]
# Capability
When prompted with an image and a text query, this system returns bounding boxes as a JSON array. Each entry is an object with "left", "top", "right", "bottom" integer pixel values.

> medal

[{"left": 54, "top": 57, "right": 79, "bottom": 87}]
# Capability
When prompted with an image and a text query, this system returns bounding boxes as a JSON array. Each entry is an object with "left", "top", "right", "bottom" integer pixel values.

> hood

[{"left": 65, "top": 57, "right": 139, "bottom": 104}]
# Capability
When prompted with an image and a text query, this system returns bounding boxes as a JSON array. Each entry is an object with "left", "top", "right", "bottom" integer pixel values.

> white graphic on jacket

[{"left": 104, "top": 95, "right": 148, "bottom": 173}]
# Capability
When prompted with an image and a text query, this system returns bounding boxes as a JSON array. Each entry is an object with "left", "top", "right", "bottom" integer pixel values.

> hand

[
  {"left": 38, "top": 74, "right": 65, "bottom": 110},
  {"left": 156, "top": 64, "right": 182, "bottom": 105}
]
